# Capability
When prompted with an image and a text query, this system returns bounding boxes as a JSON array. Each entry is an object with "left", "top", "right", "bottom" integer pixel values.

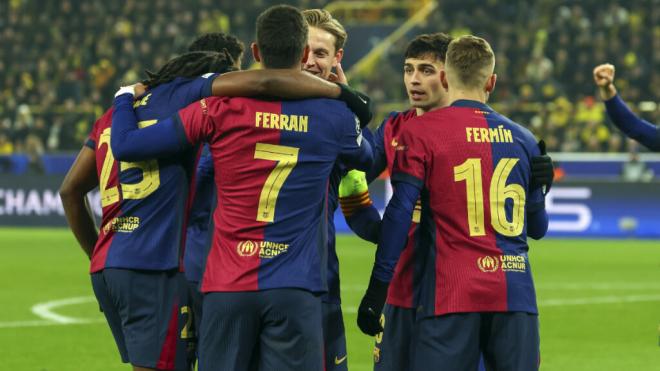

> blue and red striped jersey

[
  {"left": 186, "top": 136, "right": 368, "bottom": 302},
  {"left": 85, "top": 74, "right": 216, "bottom": 273},
  {"left": 174, "top": 97, "right": 371, "bottom": 294},
  {"left": 371, "top": 109, "right": 424, "bottom": 308},
  {"left": 391, "top": 100, "right": 546, "bottom": 316}
]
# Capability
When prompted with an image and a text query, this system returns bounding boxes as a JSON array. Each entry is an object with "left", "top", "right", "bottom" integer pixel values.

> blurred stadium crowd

[
  {"left": 362, "top": 0, "right": 660, "bottom": 153},
  {"left": 1, "top": 0, "right": 658, "bottom": 159}
]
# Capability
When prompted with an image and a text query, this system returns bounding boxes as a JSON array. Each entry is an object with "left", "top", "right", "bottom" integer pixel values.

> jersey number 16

[{"left": 454, "top": 157, "right": 526, "bottom": 237}]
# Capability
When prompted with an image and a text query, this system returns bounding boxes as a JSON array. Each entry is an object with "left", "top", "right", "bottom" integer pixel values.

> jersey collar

[{"left": 450, "top": 99, "right": 493, "bottom": 112}]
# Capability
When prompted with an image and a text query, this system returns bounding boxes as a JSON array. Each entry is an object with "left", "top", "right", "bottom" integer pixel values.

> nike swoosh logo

[{"left": 334, "top": 355, "right": 347, "bottom": 365}]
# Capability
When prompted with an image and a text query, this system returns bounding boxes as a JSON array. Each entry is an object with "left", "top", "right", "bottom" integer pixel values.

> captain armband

[{"left": 338, "top": 170, "right": 373, "bottom": 217}]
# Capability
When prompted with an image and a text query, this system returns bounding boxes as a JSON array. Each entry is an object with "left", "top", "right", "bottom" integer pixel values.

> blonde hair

[
  {"left": 445, "top": 35, "right": 495, "bottom": 89},
  {"left": 303, "top": 9, "right": 347, "bottom": 52}
]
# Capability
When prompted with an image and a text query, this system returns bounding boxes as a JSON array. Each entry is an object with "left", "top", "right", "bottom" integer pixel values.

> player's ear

[
  {"left": 485, "top": 74, "right": 497, "bottom": 93},
  {"left": 251, "top": 43, "right": 261, "bottom": 63},
  {"left": 333, "top": 48, "right": 344, "bottom": 67},
  {"left": 300, "top": 45, "right": 310, "bottom": 64},
  {"left": 440, "top": 70, "right": 449, "bottom": 91}
]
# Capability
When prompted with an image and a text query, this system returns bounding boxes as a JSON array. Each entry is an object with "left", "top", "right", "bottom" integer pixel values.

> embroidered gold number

[
  {"left": 253, "top": 143, "right": 299, "bottom": 223},
  {"left": 453, "top": 158, "right": 526, "bottom": 237}
]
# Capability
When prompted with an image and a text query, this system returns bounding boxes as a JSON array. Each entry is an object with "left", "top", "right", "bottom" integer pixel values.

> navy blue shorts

[
  {"left": 373, "top": 304, "right": 416, "bottom": 370},
  {"left": 322, "top": 302, "right": 348, "bottom": 371},
  {"left": 412, "top": 312, "right": 538, "bottom": 371},
  {"left": 199, "top": 289, "right": 323, "bottom": 371},
  {"left": 91, "top": 269, "right": 193, "bottom": 370}
]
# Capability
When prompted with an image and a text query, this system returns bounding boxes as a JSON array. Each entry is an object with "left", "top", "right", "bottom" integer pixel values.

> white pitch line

[
  {"left": 31, "top": 296, "right": 98, "bottom": 324},
  {"left": 0, "top": 319, "right": 104, "bottom": 329},
  {"left": 0, "top": 296, "right": 104, "bottom": 329}
]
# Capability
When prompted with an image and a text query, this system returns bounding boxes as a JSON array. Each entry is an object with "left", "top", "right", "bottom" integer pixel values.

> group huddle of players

[{"left": 60, "top": 3, "right": 656, "bottom": 371}]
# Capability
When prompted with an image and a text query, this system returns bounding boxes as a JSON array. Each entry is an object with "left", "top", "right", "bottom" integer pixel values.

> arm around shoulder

[{"left": 111, "top": 92, "right": 191, "bottom": 161}]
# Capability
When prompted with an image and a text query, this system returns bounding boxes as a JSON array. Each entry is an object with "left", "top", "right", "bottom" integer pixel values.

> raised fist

[{"left": 593, "top": 64, "right": 617, "bottom": 100}]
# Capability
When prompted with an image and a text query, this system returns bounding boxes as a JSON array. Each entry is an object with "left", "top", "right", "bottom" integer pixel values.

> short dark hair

[
  {"left": 404, "top": 33, "right": 453, "bottom": 63},
  {"left": 142, "top": 51, "right": 237, "bottom": 88},
  {"left": 256, "top": 5, "right": 308, "bottom": 68},
  {"left": 188, "top": 32, "right": 245, "bottom": 64}
]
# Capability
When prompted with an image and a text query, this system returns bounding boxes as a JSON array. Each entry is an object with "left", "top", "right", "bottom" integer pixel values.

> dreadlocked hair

[{"left": 142, "top": 50, "right": 237, "bottom": 89}]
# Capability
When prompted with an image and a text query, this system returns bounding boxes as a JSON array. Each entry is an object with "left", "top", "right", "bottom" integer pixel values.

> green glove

[{"left": 339, "top": 170, "right": 369, "bottom": 198}]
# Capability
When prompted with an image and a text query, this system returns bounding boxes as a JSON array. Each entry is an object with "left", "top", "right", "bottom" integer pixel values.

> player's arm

[
  {"left": 527, "top": 203, "right": 548, "bottom": 240},
  {"left": 594, "top": 63, "right": 660, "bottom": 151},
  {"left": 365, "top": 118, "right": 389, "bottom": 183},
  {"left": 338, "top": 117, "right": 374, "bottom": 171},
  {"left": 110, "top": 87, "right": 196, "bottom": 161},
  {"left": 212, "top": 69, "right": 336, "bottom": 99},
  {"left": 358, "top": 177, "right": 421, "bottom": 336},
  {"left": 59, "top": 145, "right": 98, "bottom": 259},
  {"left": 338, "top": 170, "right": 381, "bottom": 244},
  {"left": 530, "top": 140, "right": 554, "bottom": 195},
  {"left": 357, "top": 127, "right": 425, "bottom": 336},
  {"left": 604, "top": 95, "right": 660, "bottom": 151},
  {"left": 212, "top": 70, "right": 373, "bottom": 127},
  {"left": 526, "top": 140, "right": 549, "bottom": 240},
  {"left": 526, "top": 185, "right": 548, "bottom": 240},
  {"left": 343, "top": 119, "right": 394, "bottom": 244}
]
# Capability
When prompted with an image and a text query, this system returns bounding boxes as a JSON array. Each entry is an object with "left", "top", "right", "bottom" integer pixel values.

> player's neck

[
  {"left": 447, "top": 89, "right": 488, "bottom": 105},
  {"left": 414, "top": 98, "right": 448, "bottom": 116},
  {"left": 415, "top": 105, "right": 442, "bottom": 116}
]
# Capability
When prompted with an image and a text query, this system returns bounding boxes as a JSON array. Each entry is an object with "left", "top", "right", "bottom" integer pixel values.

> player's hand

[
  {"left": 328, "top": 63, "right": 348, "bottom": 85},
  {"left": 114, "top": 84, "right": 137, "bottom": 98},
  {"left": 593, "top": 63, "right": 617, "bottom": 100},
  {"left": 337, "top": 83, "right": 373, "bottom": 128},
  {"left": 339, "top": 170, "right": 369, "bottom": 198},
  {"left": 357, "top": 276, "right": 388, "bottom": 336},
  {"left": 133, "top": 83, "right": 147, "bottom": 97},
  {"left": 530, "top": 140, "right": 553, "bottom": 195}
]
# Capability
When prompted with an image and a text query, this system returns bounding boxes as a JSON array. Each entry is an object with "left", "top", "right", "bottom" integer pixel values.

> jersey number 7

[
  {"left": 254, "top": 143, "right": 299, "bottom": 223},
  {"left": 454, "top": 157, "right": 526, "bottom": 237}
]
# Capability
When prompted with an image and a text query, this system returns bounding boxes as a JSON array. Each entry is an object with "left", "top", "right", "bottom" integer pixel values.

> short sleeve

[
  {"left": 84, "top": 136, "right": 96, "bottom": 149},
  {"left": 390, "top": 125, "right": 425, "bottom": 188},
  {"left": 176, "top": 98, "right": 214, "bottom": 145}
]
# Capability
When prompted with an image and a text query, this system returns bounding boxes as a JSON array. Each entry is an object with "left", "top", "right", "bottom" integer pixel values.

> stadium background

[{"left": 0, "top": 0, "right": 658, "bottom": 370}]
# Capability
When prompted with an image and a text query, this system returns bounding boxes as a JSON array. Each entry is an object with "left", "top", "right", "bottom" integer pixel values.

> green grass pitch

[{"left": 1, "top": 228, "right": 659, "bottom": 370}]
